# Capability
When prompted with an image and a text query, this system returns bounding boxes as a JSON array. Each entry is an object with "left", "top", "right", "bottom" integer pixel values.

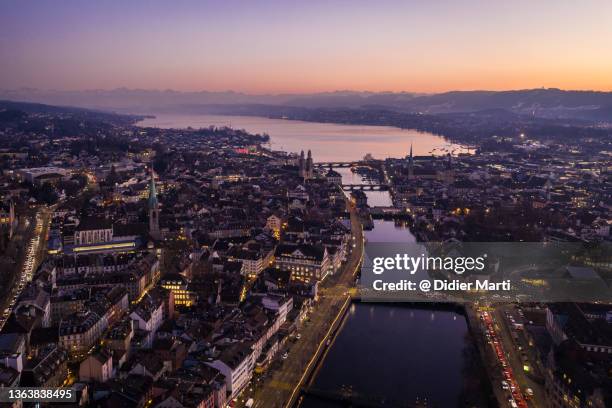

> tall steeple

[
  {"left": 148, "top": 167, "right": 160, "bottom": 239},
  {"left": 299, "top": 150, "right": 306, "bottom": 178},
  {"left": 442, "top": 152, "right": 454, "bottom": 184},
  {"left": 408, "top": 143, "right": 414, "bottom": 179},
  {"left": 306, "top": 150, "right": 313, "bottom": 179},
  {"left": 148, "top": 169, "right": 158, "bottom": 210}
]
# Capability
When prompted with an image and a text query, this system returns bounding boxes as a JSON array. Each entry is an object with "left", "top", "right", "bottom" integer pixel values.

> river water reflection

[
  {"left": 300, "top": 303, "right": 473, "bottom": 408},
  {"left": 299, "top": 216, "right": 473, "bottom": 407},
  {"left": 300, "top": 168, "right": 477, "bottom": 408},
  {"left": 299, "top": 167, "right": 478, "bottom": 407}
]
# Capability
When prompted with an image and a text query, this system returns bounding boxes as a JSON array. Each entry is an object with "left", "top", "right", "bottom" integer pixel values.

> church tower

[
  {"left": 148, "top": 168, "right": 161, "bottom": 239},
  {"left": 298, "top": 150, "right": 306, "bottom": 178},
  {"left": 408, "top": 143, "right": 414, "bottom": 179},
  {"left": 306, "top": 150, "right": 314, "bottom": 179},
  {"left": 442, "top": 152, "right": 455, "bottom": 184}
]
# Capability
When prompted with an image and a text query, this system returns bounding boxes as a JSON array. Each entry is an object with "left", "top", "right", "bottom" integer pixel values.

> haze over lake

[{"left": 137, "top": 114, "right": 468, "bottom": 162}]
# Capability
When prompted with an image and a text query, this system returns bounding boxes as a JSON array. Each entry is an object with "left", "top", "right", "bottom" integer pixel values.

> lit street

[
  {"left": 0, "top": 207, "right": 50, "bottom": 331},
  {"left": 235, "top": 198, "right": 364, "bottom": 408}
]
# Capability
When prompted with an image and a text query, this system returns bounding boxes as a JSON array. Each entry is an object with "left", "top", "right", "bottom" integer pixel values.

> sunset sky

[{"left": 1, "top": 0, "right": 611, "bottom": 93}]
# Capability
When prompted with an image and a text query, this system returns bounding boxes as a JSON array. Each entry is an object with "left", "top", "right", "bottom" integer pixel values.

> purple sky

[{"left": 1, "top": 0, "right": 611, "bottom": 93}]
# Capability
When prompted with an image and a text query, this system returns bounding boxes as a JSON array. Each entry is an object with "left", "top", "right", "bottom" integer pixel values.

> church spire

[
  {"left": 408, "top": 143, "right": 414, "bottom": 179},
  {"left": 148, "top": 167, "right": 160, "bottom": 239},
  {"left": 148, "top": 167, "right": 158, "bottom": 210},
  {"left": 299, "top": 150, "right": 306, "bottom": 178},
  {"left": 306, "top": 150, "right": 314, "bottom": 179}
]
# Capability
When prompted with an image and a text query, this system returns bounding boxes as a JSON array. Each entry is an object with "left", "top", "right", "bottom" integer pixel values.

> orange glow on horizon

[{"left": 2, "top": 1, "right": 611, "bottom": 94}]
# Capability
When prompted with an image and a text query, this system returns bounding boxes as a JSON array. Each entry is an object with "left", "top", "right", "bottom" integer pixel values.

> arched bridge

[
  {"left": 342, "top": 184, "right": 389, "bottom": 191},
  {"left": 315, "top": 161, "right": 360, "bottom": 168}
]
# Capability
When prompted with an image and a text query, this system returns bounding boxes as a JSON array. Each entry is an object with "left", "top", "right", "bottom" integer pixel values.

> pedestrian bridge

[
  {"left": 315, "top": 161, "right": 360, "bottom": 168},
  {"left": 369, "top": 206, "right": 404, "bottom": 215},
  {"left": 342, "top": 184, "right": 389, "bottom": 191}
]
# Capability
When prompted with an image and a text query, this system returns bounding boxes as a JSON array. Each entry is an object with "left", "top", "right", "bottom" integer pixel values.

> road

[
  {"left": 476, "top": 306, "right": 549, "bottom": 408},
  {"left": 479, "top": 309, "right": 528, "bottom": 408},
  {"left": 0, "top": 207, "right": 50, "bottom": 331},
  {"left": 235, "top": 199, "right": 364, "bottom": 408},
  {"left": 493, "top": 306, "right": 546, "bottom": 408}
]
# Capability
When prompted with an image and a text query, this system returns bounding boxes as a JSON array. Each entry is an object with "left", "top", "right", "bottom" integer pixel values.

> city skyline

[
  {"left": 0, "top": 2, "right": 611, "bottom": 407},
  {"left": 2, "top": 0, "right": 612, "bottom": 93}
]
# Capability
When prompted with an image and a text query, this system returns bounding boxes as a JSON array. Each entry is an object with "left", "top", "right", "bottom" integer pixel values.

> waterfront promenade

[{"left": 241, "top": 197, "right": 364, "bottom": 408}]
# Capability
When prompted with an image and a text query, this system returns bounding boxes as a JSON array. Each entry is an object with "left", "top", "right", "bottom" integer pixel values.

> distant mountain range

[
  {"left": 398, "top": 89, "right": 612, "bottom": 121},
  {"left": 2, "top": 96, "right": 610, "bottom": 146},
  {"left": 1, "top": 88, "right": 612, "bottom": 122}
]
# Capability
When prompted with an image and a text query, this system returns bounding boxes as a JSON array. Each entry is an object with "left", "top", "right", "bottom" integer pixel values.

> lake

[{"left": 137, "top": 113, "right": 469, "bottom": 162}]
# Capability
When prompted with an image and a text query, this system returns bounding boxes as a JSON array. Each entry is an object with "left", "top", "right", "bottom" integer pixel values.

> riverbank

[{"left": 240, "top": 196, "right": 364, "bottom": 408}]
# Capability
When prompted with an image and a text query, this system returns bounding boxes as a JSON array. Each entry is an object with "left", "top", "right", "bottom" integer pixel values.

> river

[
  {"left": 299, "top": 219, "right": 480, "bottom": 408},
  {"left": 138, "top": 114, "right": 484, "bottom": 407},
  {"left": 298, "top": 183, "right": 480, "bottom": 407}
]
